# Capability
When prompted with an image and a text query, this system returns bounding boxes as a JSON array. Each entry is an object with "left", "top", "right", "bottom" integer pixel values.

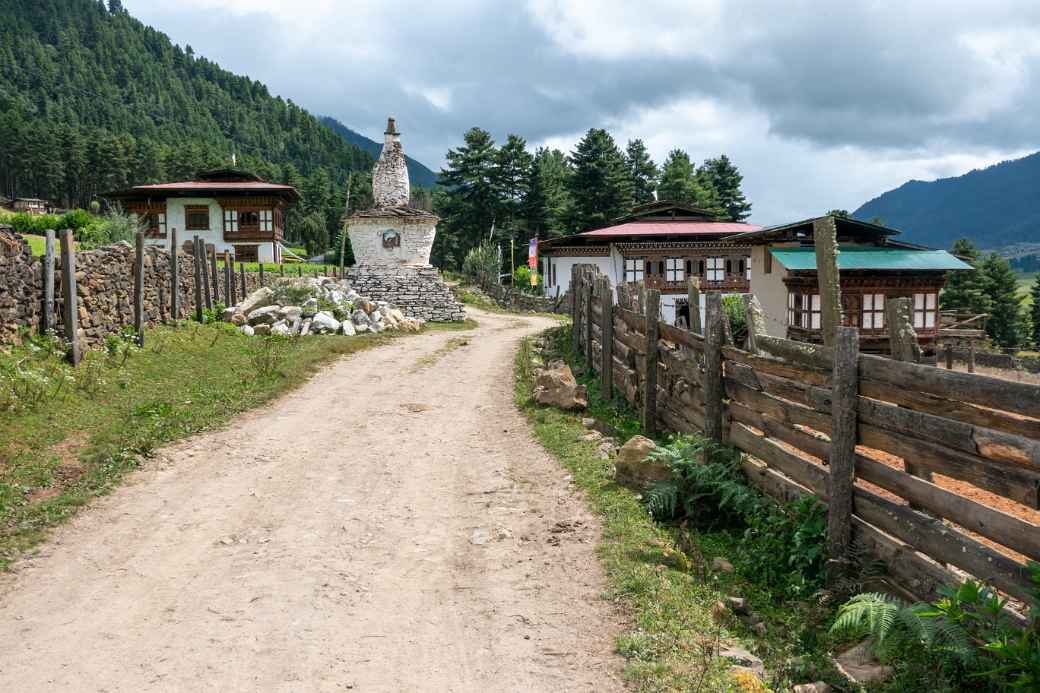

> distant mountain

[
  {"left": 320, "top": 116, "right": 438, "bottom": 189},
  {"left": 853, "top": 152, "right": 1040, "bottom": 250}
]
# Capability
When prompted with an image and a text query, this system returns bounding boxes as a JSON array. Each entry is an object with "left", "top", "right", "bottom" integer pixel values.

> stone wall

[
  {"left": 0, "top": 230, "right": 267, "bottom": 347},
  {"left": 478, "top": 281, "right": 571, "bottom": 315},
  {"left": 343, "top": 264, "right": 465, "bottom": 322}
]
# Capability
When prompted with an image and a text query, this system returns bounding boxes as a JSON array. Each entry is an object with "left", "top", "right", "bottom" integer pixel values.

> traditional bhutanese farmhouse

[
  {"left": 12, "top": 198, "right": 51, "bottom": 215},
  {"left": 728, "top": 215, "right": 972, "bottom": 351},
  {"left": 105, "top": 169, "right": 300, "bottom": 263},
  {"left": 538, "top": 201, "right": 762, "bottom": 325}
]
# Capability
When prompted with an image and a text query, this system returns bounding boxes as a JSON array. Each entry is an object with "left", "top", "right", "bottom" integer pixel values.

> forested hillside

[
  {"left": 0, "top": 0, "right": 374, "bottom": 251},
  {"left": 853, "top": 151, "right": 1040, "bottom": 249},
  {"left": 320, "top": 116, "right": 438, "bottom": 188}
]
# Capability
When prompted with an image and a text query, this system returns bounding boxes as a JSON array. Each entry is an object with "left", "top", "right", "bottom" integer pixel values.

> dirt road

[{"left": 0, "top": 309, "right": 623, "bottom": 692}]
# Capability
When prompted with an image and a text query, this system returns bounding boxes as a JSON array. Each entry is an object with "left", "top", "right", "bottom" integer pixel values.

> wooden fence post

[
  {"left": 827, "top": 326, "right": 860, "bottom": 562},
  {"left": 703, "top": 292, "right": 724, "bottom": 446},
  {"left": 259, "top": 263, "right": 265, "bottom": 287},
  {"left": 585, "top": 273, "right": 594, "bottom": 368},
  {"left": 134, "top": 231, "right": 144, "bottom": 346},
  {"left": 279, "top": 262, "right": 285, "bottom": 278},
  {"left": 687, "top": 276, "right": 702, "bottom": 334},
  {"left": 968, "top": 341, "right": 976, "bottom": 373},
  {"left": 945, "top": 342, "right": 954, "bottom": 370},
  {"left": 223, "top": 251, "right": 232, "bottom": 307},
  {"left": 201, "top": 244, "right": 213, "bottom": 311},
  {"left": 600, "top": 275, "right": 614, "bottom": 398},
  {"left": 642, "top": 288, "right": 660, "bottom": 435},
  {"left": 570, "top": 265, "right": 580, "bottom": 357},
  {"left": 744, "top": 294, "right": 767, "bottom": 354},
  {"left": 813, "top": 216, "right": 842, "bottom": 347},
  {"left": 193, "top": 236, "right": 204, "bottom": 323},
  {"left": 59, "top": 229, "right": 81, "bottom": 366},
  {"left": 209, "top": 246, "right": 219, "bottom": 305},
  {"left": 239, "top": 261, "right": 247, "bottom": 299},
  {"left": 169, "top": 227, "right": 179, "bottom": 322},
  {"left": 297, "top": 265, "right": 302, "bottom": 278},
  {"left": 42, "top": 229, "right": 55, "bottom": 334}
]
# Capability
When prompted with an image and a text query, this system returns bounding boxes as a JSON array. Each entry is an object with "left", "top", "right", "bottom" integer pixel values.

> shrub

[
  {"left": 461, "top": 241, "right": 499, "bottom": 286},
  {"left": 512, "top": 265, "right": 541, "bottom": 293}
]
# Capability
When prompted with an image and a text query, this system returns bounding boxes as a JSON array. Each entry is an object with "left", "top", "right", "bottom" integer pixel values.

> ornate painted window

[
  {"left": 665, "top": 258, "right": 684, "bottom": 282},
  {"left": 706, "top": 257, "right": 725, "bottom": 282},
  {"left": 789, "top": 292, "right": 821, "bottom": 329},
  {"left": 186, "top": 206, "right": 210, "bottom": 231},
  {"left": 223, "top": 209, "right": 238, "bottom": 233},
  {"left": 913, "top": 292, "right": 938, "bottom": 329},
  {"left": 624, "top": 257, "right": 644, "bottom": 282},
  {"left": 861, "top": 293, "right": 886, "bottom": 329},
  {"left": 260, "top": 209, "right": 273, "bottom": 232}
]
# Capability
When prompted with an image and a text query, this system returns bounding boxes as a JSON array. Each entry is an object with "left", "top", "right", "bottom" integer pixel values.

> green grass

[
  {"left": 217, "top": 260, "right": 336, "bottom": 275},
  {"left": 0, "top": 323, "right": 401, "bottom": 569},
  {"left": 515, "top": 328, "right": 846, "bottom": 691},
  {"left": 23, "top": 234, "right": 45, "bottom": 257}
]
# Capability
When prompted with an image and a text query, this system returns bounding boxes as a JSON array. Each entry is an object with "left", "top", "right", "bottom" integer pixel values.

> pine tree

[
  {"left": 941, "top": 239, "right": 989, "bottom": 316},
  {"left": 699, "top": 155, "right": 751, "bottom": 221},
  {"left": 567, "top": 128, "right": 633, "bottom": 231},
  {"left": 492, "top": 134, "right": 533, "bottom": 240},
  {"left": 658, "top": 149, "right": 722, "bottom": 216},
  {"left": 525, "top": 147, "right": 573, "bottom": 239},
  {"left": 625, "top": 139, "right": 658, "bottom": 205},
  {"left": 979, "top": 253, "right": 1026, "bottom": 349},
  {"left": 433, "top": 127, "right": 499, "bottom": 265},
  {"left": 1030, "top": 274, "right": 1040, "bottom": 349}
]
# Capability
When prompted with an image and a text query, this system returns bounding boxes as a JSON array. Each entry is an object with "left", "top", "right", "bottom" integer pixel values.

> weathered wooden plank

[
  {"left": 59, "top": 229, "right": 81, "bottom": 366},
  {"left": 42, "top": 229, "right": 55, "bottom": 334},
  {"left": 615, "top": 324, "right": 647, "bottom": 356},
  {"left": 725, "top": 378, "right": 833, "bottom": 434},
  {"left": 209, "top": 246, "right": 219, "bottom": 304},
  {"left": 851, "top": 517, "right": 964, "bottom": 604},
  {"left": 659, "top": 321, "right": 705, "bottom": 351},
  {"left": 201, "top": 243, "right": 213, "bottom": 311},
  {"left": 616, "top": 306, "right": 647, "bottom": 333},
  {"left": 687, "top": 276, "right": 702, "bottom": 334},
  {"left": 584, "top": 275, "right": 594, "bottom": 365},
  {"left": 601, "top": 276, "right": 614, "bottom": 397},
  {"left": 722, "top": 345, "right": 831, "bottom": 386},
  {"left": 744, "top": 294, "right": 767, "bottom": 354},
  {"left": 642, "top": 290, "right": 661, "bottom": 435},
  {"left": 193, "top": 236, "right": 204, "bottom": 323},
  {"left": 757, "top": 334, "right": 834, "bottom": 371},
  {"left": 169, "top": 227, "right": 179, "bottom": 320},
  {"left": 134, "top": 231, "right": 144, "bottom": 347},
  {"left": 814, "top": 216, "right": 842, "bottom": 347},
  {"left": 827, "top": 327, "right": 859, "bottom": 560},
  {"left": 858, "top": 352, "right": 1040, "bottom": 421},
  {"left": 704, "top": 293, "right": 725, "bottom": 446}
]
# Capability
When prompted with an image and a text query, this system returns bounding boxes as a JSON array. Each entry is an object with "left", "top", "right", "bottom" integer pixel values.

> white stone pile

[{"left": 221, "top": 277, "right": 424, "bottom": 337}]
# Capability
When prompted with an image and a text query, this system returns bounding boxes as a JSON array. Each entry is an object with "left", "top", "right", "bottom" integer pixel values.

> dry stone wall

[
  {"left": 479, "top": 282, "right": 571, "bottom": 315},
  {"left": 343, "top": 264, "right": 465, "bottom": 322},
  {"left": 0, "top": 227, "right": 40, "bottom": 343}
]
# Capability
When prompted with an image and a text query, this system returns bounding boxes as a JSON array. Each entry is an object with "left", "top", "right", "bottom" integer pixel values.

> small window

[
  {"left": 698, "top": 259, "right": 705, "bottom": 276},
  {"left": 260, "top": 209, "right": 273, "bottom": 232},
  {"left": 234, "top": 244, "right": 258, "bottom": 262},
  {"left": 186, "top": 206, "right": 210, "bottom": 231},
  {"left": 239, "top": 210, "right": 260, "bottom": 227},
  {"left": 223, "top": 209, "right": 238, "bottom": 233},
  {"left": 862, "top": 293, "right": 886, "bottom": 330},
  {"left": 685, "top": 259, "right": 692, "bottom": 276},
  {"left": 913, "top": 292, "right": 937, "bottom": 329},
  {"left": 665, "top": 258, "right": 684, "bottom": 282},
  {"left": 706, "top": 257, "right": 725, "bottom": 282},
  {"left": 624, "top": 257, "right": 644, "bottom": 282},
  {"left": 788, "top": 292, "right": 821, "bottom": 329},
  {"left": 158, "top": 213, "right": 167, "bottom": 236}
]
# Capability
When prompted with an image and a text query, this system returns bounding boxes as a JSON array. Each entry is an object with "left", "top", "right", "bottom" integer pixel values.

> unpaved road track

[{"left": 0, "top": 309, "right": 624, "bottom": 692}]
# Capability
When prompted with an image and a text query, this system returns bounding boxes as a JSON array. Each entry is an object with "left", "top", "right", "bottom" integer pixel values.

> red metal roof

[
  {"left": 578, "top": 221, "right": 763, "bottom": 237},
  {"left": 129, "top": 181, "right": 297, "bottom": 192}
]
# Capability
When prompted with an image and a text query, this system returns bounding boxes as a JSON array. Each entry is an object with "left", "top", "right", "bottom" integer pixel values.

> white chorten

[{"left": 348, "top": 117, "right": 438, "bottom": 266}]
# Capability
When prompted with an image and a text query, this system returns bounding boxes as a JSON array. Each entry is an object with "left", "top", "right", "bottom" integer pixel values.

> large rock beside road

[
  {"left": 247, "top": 305, "right": 281, "bottom": 326},
  {"left": 533, "top": 363, "right": 587, "bottom": 411},
  {"left": 238, "top": 286, "right": 275, "bottom": 315},
  {"left": 311, "top": 311, "right": 341, "bottom": 334},
  {"left": 613, "top": 435, "right": 671, "bottom": 489}
]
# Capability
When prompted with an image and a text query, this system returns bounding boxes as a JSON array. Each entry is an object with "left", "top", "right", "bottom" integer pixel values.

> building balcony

[
  {"left": 222, "top": 226, "right": 284, "bottom": 243},
  {"left": 641, "top": 275, "right": 750, "bottom": 293}
]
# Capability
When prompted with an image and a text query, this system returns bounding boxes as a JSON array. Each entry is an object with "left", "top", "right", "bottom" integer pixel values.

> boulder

[
  {"left": 352, "top": 309, "right": 372, "bottom": 327},
  {"left": 237, "top": 286, "right": 275, "bottom": 315},
  {"left": 833, "top": 641, "right": 892, "bottom": 686},
  {"left": 389, "top": 308, "right": 406, "bottom": 323},
  {"left": 793, "top": 683, "right": 832, "bottom": 693},
  {"left": 239, "top": 324, "right": 255, "bottom": 336},
  {"left": 371, "top": 310, "right": 382, "bottom": 324},
  {"left": 221, "top": 306, "right": 236, "bottom": 322},
  {"left": 230, "top": 312, "right": 247, "bottom": 327},
  {"left": 311, "top": 311, "right": 341, "bottom": 334},
  {"left": 712, "top": 557, "right": 735, "bottom": 574},
  {"left": 282, "top": 305, "right": 303, "bottom": 321},
  {"left": 354, "top": 323, "right": 370, "bottom": 334},
  {"left": 532, "top": 364, "right": 588, "bottom": 411},
  {"left": 302, "top": 297, "right": 319, "bottom": 317},
  {"left": 253, "top": 324, "right": 272, "bottom": 336},
  {"left": 270, "top": 321, "right": 291, "bottom": 336},
  {"left": 247, "top": 305, "right": 281, "bottom": 326},
  {"left": 613, "top": 435, "right": 670, "bottom": 489},
  {"left": 341, "top": 321, "right": 356, "bottom": 336},
  {"left": 720, "top": 644, "right": 765, "bottom": 677}
]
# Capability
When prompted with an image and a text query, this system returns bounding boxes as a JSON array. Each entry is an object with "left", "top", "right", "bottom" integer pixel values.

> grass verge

[
  {"left": 0, "top": 323, "right": 399, "bottom": 570},
  {"left": 515, "top": 326, "right": 848, "bottom": 692}
]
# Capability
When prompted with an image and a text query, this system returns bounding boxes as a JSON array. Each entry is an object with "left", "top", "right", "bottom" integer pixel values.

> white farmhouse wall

[
  {"left": 541, "top": 254, "right": 614, "bottom": 299},
  {"left": 749, "top": 244, "right": 791, "bottom": 337},
  {"left": 137, "top": 197, "right": 276, "bottom": 263}
]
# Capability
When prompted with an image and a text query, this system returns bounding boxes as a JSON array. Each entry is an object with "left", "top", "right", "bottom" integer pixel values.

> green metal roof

[{"left": 770, "top": 246, "right": 972, "bottom": 272}]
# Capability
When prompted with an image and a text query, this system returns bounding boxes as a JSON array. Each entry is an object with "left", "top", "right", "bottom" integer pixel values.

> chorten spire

[{"left": 373, "top": 115, "right": 409, "bottom": 208}]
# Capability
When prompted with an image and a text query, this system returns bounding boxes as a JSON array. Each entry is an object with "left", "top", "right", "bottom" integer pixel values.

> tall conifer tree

[
  {"left": 567, "top": 128, "right": 633, "bottom": 231},
  {"left": 624, "top": 139, "right": 658, "bottom": 205}
]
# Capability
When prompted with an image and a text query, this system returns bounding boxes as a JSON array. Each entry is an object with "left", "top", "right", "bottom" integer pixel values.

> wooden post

[
  {"left": 134, "top": 231, "right": 144, "bottom": 346},
  {"left": 158, "top": 282, "right": 166, "bottom": 323},
  {"left": 827, "top": 326, "right": 859, "bottom": 561},
  {"left": 600, "top": 275, "right": 614, "bottom": 398},
  {"left": 58, "top": 229, "right": 81, "bottom": 366},
  {"left": 642, "top": 288, "right": 660, "bottom": 435},
  {"left": 223, "top": 251, "right": 232, "bottom": 307},
  {"left": 209, "top": 245, "right": 219, "bottom": 305},
  {"left": 687, "top": 276, "right": 702, "bottom": 334},
  {"left": 945, "top": 341, "right": 954, "bottom": 369},
  {"left": 259, "top": 263, "right": 265, "bottom": 287},
  {"left": 585, "top": 273, "right": 594, "bottom": 368},
  {"left": 813, "top": 216, "right": 842, "bottom": 347},
  {"left": 968, "top": 341, "right": 976, "bottom": 373},
  {"left": 169, "top": 227, "right": 179, "bottom": 321},
  {"left": 280, "top": 262, "right": 285, "bottom": 278},
  {"left": 42, "top": 229, "right": 56, "bottom": 334},
  {"left": 703, "top": 293, "right": 724, "bottom": 446},
  {"left": 570, "top": 265, "right": 580, "bottom": 357},
  {"left": 239, "top": 261, "right": 247, "bottom": 299},
  {"left": 744, "top": 294, "right": 767, "bottom": 354},
  {"left": 885, "top": 297, "right": 921, "bottom": 363},
  {"left": 201, "top": 244, "right": 213, "bottom": 311},
  {"left": 193, "top": 236, "right": 204, "bottom": 323}
]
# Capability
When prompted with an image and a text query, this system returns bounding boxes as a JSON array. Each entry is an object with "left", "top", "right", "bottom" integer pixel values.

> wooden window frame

[
  {"left": 913, "top": 292, "right": 937, "bottom": 330},
  {"left": 259, "top": 209, "right": 273, "bottom": 233},
  {"left": 861, "top": 293, "right": 886, "bottom": 330},
  {"left": 788, "top": 292, "right": 821, "bottom": 329},
  {"left": 624, "top": 257, "right": 645, "bottom": 282},
  {"left": 233, "top": 244, "right": 259, "bottom": 263},
  {"left": 185, "top": 205, "right": 210, "bottom": 231},
  {"left": 706, "top": 257, "right": 725, "bottom": 282},
  {"left": 665, "top": 257, "right": 684, "bottom": 282},
  {"left": 223, "top": 208, "right": 239, "bottom": 233}
]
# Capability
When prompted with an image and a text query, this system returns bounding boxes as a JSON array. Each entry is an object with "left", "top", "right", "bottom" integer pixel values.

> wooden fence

[{"left": 569, "top": 264, "right": 1040, "bottom": 605}]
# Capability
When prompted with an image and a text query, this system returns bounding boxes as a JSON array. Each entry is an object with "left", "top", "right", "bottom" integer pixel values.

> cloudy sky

[{"left": 127, "top": 0, "right": 1040, "bottom": 225}]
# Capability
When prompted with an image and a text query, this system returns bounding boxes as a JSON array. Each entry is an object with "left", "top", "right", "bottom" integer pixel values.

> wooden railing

[{"left": 570, "top": 263, "right": 1040, "bottom": 606}]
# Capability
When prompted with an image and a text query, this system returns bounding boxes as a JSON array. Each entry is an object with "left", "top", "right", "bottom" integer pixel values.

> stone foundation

[{"left": 343, "top": 264, "right": 465, "bottom": 322}]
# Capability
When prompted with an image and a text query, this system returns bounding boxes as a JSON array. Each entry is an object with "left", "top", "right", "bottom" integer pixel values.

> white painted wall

[
  {"left": 349, "top": 220, "right": 435, "bottom": 266},
  {"left": 748, "top": 244, "right": 791, "bottom": 337},
  {"left": 541, "top": 254, "right": 614, "bottom": 299},
  {"left": 138, "top": 197, "right": 276, "bottom": 263}
]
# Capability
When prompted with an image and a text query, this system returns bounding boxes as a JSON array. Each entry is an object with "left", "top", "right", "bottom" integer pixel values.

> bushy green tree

[
  {"left": 978, "top": 253, "right": 1025, "bottom": 349},
  {"left": 699, "top": 154, "right": 751, "bottom": 221},
  {"left": 433, "top": 127, "right": 499, "bottom": 266},
  {"left": 625, "top": 139, "right": 658, "bottom": 205},
  {"left": 941, "top": 239, "right": 990, "bottom": 316},
  {"left": 567, "top": 128, "right": 633, "bottom": 231},
  {"left": 524, "top": 147, "right": 573, "bottom": 240},
  {"left": 658, "top": 149, "right": 722, "bottom": 215},
  {"left": 1030, "top": 275, "right": 1040, "bottom": 349}
]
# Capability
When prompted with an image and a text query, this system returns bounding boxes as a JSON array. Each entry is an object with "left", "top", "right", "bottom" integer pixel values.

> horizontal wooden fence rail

[{"left": 566, "top": 264, "right": 1040, "bottom": 605}]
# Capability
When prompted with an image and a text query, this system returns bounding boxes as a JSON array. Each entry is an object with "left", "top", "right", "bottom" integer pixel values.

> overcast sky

[{"left": 127, "top": 0, "right": 1040, "bottom": 225}]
